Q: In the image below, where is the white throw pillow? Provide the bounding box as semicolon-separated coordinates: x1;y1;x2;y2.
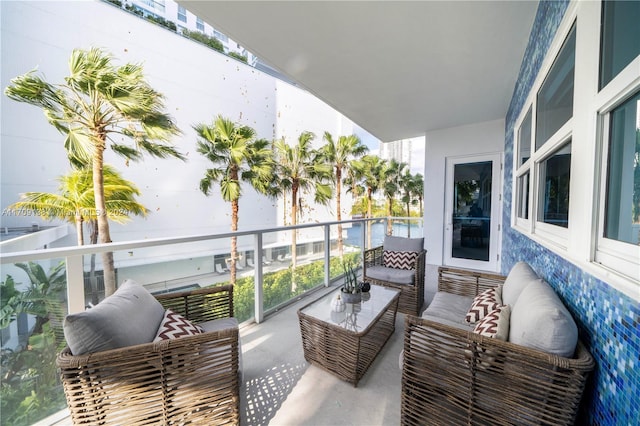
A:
465;287;502;324
154;309;204;341
473;305;510;341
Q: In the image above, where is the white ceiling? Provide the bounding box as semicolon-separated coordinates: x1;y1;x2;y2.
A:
179;1;538;142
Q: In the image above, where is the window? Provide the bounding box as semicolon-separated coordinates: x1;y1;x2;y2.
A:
512;3;640;288
595;1;640;282
536;25;576;150
177;6;186;23
600;0;640;89
140;0;165;13
539;143;571;228
196;17;204;31
513;23;576;240
516;171;530;220
518;108;532;166
603;91;640;245
213;30;228;42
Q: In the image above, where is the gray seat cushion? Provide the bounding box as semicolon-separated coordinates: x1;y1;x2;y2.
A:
199;317;239;333
423;291;474;326
200;317;243;380
63;279;165;355
383;235;424;252
502;261;539;306
421;314;474;331
366;265;415;285
509;279;578;357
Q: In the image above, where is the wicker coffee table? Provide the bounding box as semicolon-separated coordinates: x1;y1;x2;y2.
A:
297;285;400;386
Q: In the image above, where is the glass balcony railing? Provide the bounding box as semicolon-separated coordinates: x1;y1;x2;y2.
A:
0;216;423;425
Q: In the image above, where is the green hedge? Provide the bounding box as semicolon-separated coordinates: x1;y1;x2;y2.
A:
226;252;360;322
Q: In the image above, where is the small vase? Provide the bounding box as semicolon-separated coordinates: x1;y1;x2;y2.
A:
331;294;346;312
359;281;371;292
341;289;362;304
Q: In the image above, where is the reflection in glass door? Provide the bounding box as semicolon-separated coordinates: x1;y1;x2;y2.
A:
444;154;501;271
452;161;492;261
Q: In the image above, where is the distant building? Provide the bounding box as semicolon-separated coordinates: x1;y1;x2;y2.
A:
379;139;412;169
117;0;298;83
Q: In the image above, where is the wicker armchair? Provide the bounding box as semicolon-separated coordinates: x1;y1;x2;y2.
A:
57;284;240;426
401;267;594;426
363;237;426;315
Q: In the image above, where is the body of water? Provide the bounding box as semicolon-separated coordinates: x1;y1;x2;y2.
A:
345;221;423;248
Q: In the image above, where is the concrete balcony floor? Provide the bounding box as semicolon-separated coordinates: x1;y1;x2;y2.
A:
49;285;405;426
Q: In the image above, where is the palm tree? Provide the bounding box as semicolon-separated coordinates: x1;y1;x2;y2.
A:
399;170;424;237
8;165;148;304
8;165;148;246
195;116;275;285
5;47;184;296
0;261;67;424
0;261;66;341
381;159;408;235
320;132;368;257
272;132;332;291
348;155;387;248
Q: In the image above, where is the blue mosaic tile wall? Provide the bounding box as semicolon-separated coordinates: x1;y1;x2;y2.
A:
501;1;640;424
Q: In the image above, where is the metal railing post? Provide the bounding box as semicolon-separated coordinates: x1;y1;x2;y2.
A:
66;254;85;314
324;224;330;287
360;220;367;265
254;233;264;323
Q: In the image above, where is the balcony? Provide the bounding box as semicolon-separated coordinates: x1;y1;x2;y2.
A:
1;217;419;425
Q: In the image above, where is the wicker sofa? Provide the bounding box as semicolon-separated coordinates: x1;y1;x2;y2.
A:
57;280;240;425
401;263;595;426
363;235;426;315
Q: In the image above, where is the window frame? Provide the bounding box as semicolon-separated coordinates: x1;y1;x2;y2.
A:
533;134;572;248
177;5;187;23
594;65;640;281
196;17;205;32
512;2;640;290
512;21;576;249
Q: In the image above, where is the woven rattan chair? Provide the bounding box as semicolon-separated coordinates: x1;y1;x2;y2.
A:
57;284;240;425
401;267;594;426
363;236;426;316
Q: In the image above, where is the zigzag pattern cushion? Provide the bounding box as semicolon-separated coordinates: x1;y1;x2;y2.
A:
473;305;510;341
383;250;418;270
465;287;502;323
154;309;204;341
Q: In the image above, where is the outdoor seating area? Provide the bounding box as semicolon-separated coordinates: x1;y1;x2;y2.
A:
362;235;426;315
401;264;595;425
51;258;595;426
57;281;240;425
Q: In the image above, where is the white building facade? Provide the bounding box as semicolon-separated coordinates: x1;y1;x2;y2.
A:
0;0;363;284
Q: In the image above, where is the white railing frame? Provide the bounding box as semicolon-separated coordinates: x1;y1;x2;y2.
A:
1;217;421;323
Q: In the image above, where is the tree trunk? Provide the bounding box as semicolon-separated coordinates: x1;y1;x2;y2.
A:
387;198;393;236
75;215;84;246
290;183;298;293
93;145;116;296
230;199;238;286
407;201;412;238
336;166;343;258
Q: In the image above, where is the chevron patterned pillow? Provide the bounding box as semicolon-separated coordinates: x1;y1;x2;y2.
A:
473;305;511;341
465;287;502;323
154;309;204;341
383;250;418;270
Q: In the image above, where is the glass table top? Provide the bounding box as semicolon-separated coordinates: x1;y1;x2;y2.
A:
299;285;400;333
